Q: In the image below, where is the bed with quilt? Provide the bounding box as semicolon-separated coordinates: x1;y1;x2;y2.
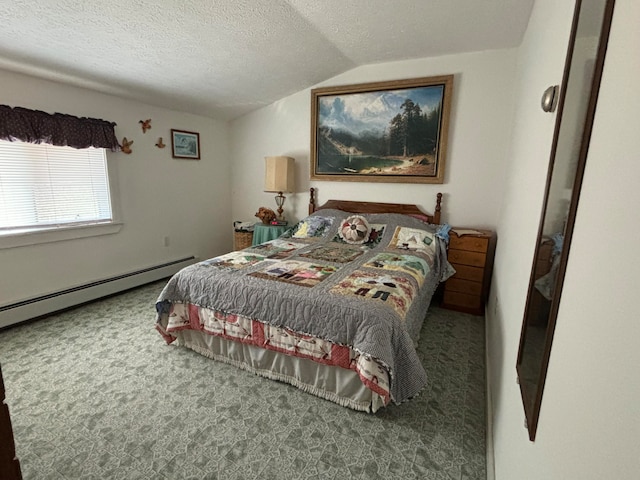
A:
155;191;454;412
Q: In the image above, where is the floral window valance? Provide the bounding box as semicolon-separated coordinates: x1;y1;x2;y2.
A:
0;104;120;151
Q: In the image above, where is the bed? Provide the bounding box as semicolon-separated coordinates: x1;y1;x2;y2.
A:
155;189;454;412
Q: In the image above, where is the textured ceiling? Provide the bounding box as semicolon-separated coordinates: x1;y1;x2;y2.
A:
0;0;534;119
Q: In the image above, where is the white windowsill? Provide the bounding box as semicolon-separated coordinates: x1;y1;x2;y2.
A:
0;222;123;249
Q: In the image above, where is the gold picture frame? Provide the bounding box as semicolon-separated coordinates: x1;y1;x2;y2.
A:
310;75;453;184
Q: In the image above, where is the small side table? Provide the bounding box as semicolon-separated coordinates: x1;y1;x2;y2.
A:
441;228;496;315
252;223;289;246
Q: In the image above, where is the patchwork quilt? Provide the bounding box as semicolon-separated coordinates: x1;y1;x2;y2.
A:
156;209;454;408
249;260;338;287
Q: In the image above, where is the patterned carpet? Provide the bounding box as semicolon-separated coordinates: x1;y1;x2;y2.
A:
0;281;486;480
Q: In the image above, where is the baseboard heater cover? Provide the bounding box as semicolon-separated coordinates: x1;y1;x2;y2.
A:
0;256;196;329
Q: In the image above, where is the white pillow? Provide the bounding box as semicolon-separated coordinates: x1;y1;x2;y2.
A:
389;226;435;252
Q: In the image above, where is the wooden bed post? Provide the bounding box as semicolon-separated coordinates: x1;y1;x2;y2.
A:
434;193;442;225
309;187;316;214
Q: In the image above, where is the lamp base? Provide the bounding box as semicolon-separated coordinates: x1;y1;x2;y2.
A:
275;192;286;221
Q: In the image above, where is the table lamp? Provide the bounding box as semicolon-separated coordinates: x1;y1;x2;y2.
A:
264;156;295;221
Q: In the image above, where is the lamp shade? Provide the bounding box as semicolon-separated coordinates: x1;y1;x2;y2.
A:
264;156;295;193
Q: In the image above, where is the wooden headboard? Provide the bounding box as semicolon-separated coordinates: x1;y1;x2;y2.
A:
308;188;442;225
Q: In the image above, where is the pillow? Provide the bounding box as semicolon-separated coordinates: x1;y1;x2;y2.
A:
291;216;334;239
331;223;386;248
339;215;371;244
408;213;432;224
389;226;436;252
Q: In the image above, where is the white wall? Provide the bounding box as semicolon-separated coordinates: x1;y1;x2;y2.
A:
230;49;518;229
0;69;232;307
489;0;640;478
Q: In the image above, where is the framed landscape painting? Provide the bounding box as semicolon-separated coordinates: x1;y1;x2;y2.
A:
171;129;200;160
310;75;453;184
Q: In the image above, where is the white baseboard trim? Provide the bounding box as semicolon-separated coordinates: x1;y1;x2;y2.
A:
485;308;496;480
0;256;196;329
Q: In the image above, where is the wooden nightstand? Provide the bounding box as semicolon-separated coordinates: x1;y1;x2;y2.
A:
441;228;496;316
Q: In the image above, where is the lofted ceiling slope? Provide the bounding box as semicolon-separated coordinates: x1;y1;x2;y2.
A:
0;0;534;119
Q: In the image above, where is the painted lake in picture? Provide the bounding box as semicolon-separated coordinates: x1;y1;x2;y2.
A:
318;155;403;173
317;151;436;176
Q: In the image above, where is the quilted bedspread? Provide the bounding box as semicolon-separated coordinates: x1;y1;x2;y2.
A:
156;209;454;405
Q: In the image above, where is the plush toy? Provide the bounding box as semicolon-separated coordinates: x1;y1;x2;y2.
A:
255;207;276;224
121;137;134;154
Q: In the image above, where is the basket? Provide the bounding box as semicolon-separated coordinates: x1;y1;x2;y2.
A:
234;230;253;250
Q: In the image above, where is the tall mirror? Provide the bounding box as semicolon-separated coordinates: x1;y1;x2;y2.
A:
516;0;616;441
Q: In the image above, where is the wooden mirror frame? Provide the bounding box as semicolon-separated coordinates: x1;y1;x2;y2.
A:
516;0;616;441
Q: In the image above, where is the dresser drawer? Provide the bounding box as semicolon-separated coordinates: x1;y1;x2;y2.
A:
449;235;489;252
442;291;483;311
534;241;554;277
447;249;486;268
445;278;483;296
450;264;484;282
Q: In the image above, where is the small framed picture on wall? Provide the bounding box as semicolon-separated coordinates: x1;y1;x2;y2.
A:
171;129;200;160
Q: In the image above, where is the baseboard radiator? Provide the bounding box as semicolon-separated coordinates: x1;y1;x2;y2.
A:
0;256;196;330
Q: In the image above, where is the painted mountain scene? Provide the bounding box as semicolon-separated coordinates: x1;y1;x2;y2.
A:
315;83;446;179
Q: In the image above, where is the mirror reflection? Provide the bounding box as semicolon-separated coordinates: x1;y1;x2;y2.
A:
517;0;614;440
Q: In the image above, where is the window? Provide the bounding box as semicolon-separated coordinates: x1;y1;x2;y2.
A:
0;140;113;235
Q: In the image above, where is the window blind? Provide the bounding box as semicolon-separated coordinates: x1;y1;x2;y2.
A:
0;140;112;232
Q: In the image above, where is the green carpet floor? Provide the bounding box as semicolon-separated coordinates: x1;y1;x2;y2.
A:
0;280;486;479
